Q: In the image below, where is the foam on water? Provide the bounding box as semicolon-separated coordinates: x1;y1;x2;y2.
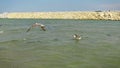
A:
0;30;4;34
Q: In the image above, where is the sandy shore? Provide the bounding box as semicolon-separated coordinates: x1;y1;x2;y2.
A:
1;11;120;20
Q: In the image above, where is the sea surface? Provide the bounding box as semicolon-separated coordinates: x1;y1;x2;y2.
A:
0;19;120;68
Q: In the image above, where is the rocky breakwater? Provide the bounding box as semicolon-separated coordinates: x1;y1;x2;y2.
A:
6;11;120;20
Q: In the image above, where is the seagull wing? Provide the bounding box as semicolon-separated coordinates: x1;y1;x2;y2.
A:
40;26;46;31
38;24;46;31
26;26;32;32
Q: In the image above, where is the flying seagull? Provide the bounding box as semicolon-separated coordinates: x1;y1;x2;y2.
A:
26;23;46;32
73;34;82;40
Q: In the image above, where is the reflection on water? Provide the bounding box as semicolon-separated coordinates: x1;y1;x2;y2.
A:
0;19;120;68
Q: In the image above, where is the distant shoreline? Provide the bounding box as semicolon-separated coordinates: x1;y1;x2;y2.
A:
0;11;120;20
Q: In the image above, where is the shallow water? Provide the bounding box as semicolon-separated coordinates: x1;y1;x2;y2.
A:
0;19;120;68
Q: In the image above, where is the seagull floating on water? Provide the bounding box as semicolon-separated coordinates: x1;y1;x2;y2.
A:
73;34;82;40
26;23;46;32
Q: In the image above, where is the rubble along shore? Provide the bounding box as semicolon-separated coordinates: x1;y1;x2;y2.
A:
1;11;120;20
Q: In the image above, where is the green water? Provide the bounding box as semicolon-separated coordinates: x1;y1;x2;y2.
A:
0;19;120;68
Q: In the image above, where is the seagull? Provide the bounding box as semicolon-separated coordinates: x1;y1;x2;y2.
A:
26;23;46;32
73;34;82;40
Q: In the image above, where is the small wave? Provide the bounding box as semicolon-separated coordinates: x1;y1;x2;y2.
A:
0;39;24;43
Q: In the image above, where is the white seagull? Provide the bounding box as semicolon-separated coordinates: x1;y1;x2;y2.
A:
26;23;46;32
73;34;82;40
